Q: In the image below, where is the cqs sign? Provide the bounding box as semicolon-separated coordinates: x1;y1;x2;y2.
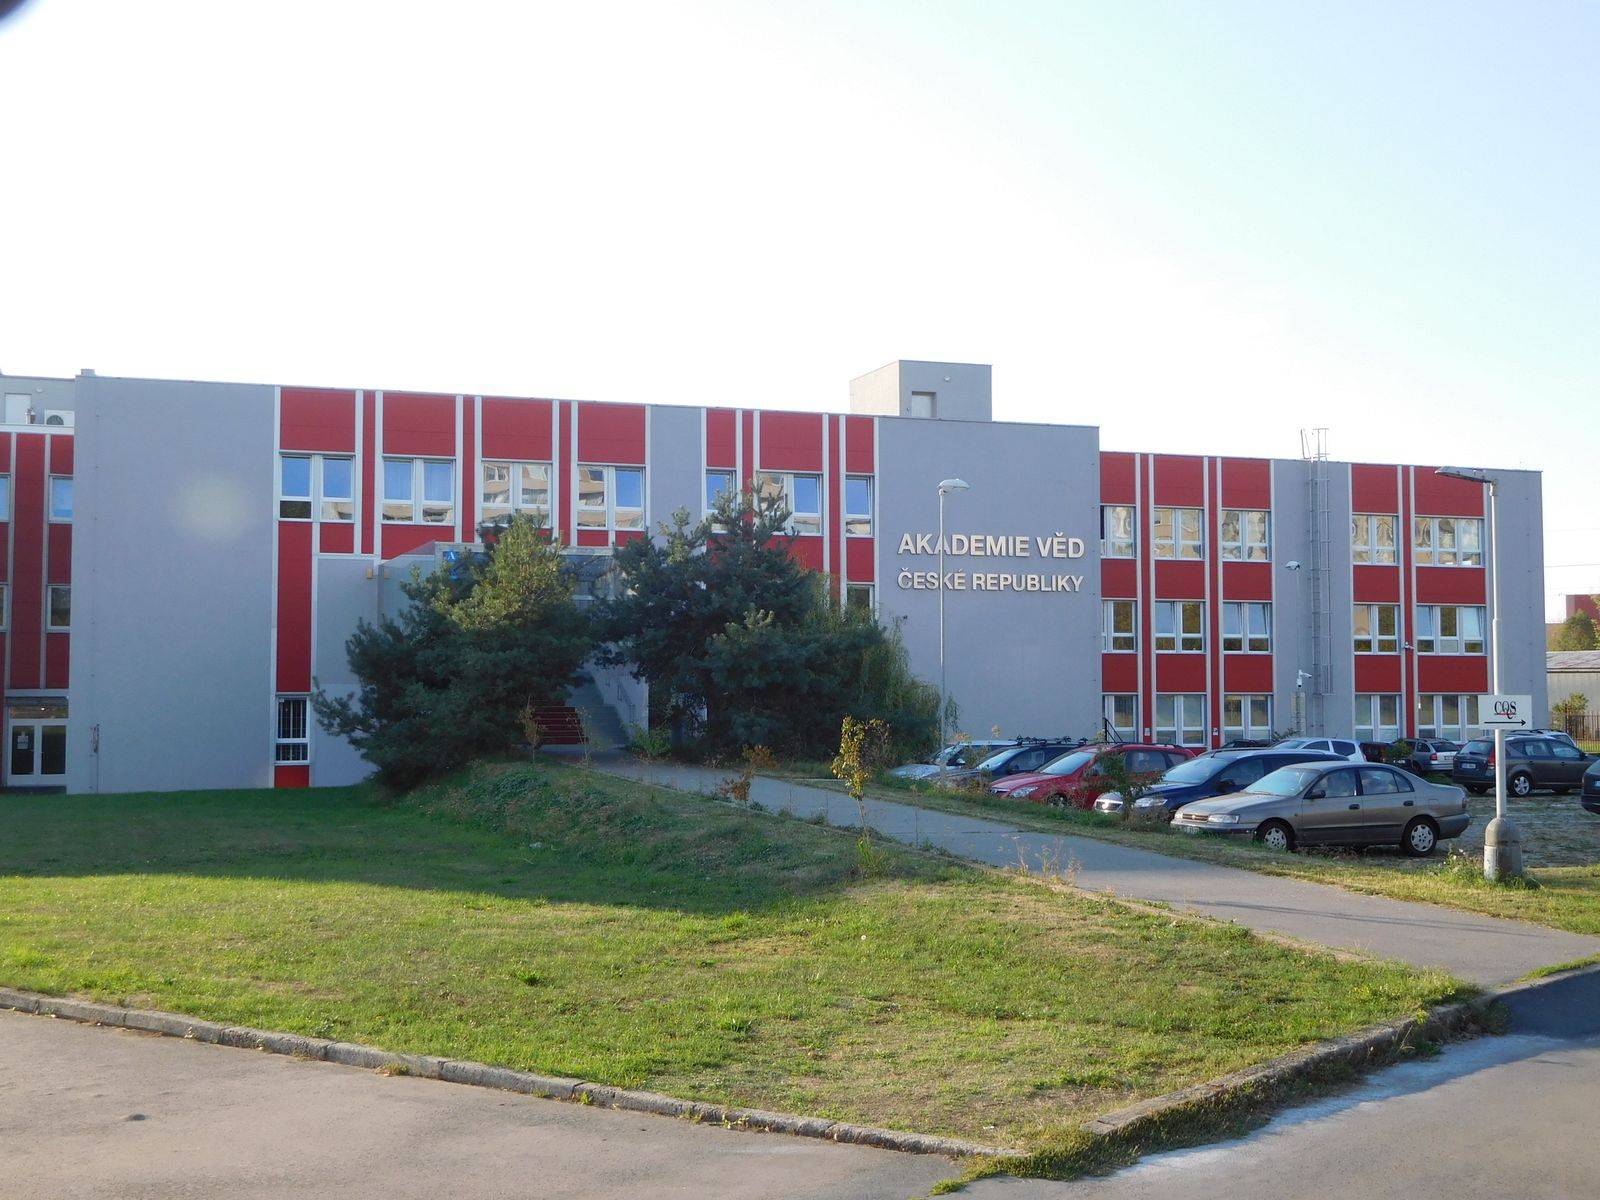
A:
1478;694;1534;728
894;530;1087;594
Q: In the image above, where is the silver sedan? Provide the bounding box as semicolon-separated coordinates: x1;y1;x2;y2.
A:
1171;760;1471;856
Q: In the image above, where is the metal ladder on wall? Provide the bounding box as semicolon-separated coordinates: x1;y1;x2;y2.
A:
1301;428;1332;735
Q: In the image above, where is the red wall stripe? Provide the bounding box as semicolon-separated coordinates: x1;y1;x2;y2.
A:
319;523;355;554
1353;564;1401;603
845;416;874;474
846;538;875;583
1099;451;1136;504
1355;656;1405;693
576;402;646;465
741;411;756;487
48;437;73;475
1154;560;1206;598
44;633;69;691
1221;561;1272;601
1152;455;1205;506
1222;654;1273;692
1417;657;1489;693
1415;567;1487;605
274;522;314;694
46;525;70;585
1208;458;1223;748
360;393;376;556
274;765;311;789
1102;653;1138;692
705;409;737;469
281;388;357;453
481;397;554;462
1401;467;1417;736
1351;463;1400;514
558;402;574;541
1139;456;1154;737
460;397;476;542
1413;468;1485;516
1218;458;1271;510
1101;558;1137;598
827;415;843;597
759;412;824;472
382;392;455;457
1156;654;1208;692
8;434;45;690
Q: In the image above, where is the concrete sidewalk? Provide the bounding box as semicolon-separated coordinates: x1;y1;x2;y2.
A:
596;757;1600;987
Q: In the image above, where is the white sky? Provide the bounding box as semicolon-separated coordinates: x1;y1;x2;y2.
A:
2;0;1595;616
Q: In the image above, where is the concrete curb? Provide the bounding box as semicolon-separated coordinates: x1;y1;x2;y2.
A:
0;986;1012;1159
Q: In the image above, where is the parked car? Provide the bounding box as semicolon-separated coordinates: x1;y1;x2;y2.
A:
1171;760;1471;855
887;739;1015;781
937;739;1083;788
1525;728;1580;749
1271;736;1366;764
1093;748;1346;817
1583;758;1600;815
1451;735;1597;796
990;743;1193;808
1397;738;1461;775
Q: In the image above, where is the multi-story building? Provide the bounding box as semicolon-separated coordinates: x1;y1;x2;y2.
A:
0;361;1548;794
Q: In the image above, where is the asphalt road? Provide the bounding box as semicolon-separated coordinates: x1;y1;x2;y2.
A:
0;1009;957;1200
968;969;1600;1199
598;757;1600;986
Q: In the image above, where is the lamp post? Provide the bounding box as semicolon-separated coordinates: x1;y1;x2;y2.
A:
936;478;970;754
1436;466;1522;879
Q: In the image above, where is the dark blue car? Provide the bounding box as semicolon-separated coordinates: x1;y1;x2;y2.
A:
1093;748;1348;817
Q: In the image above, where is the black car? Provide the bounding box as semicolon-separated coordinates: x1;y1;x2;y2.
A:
936;739;1083;787
1451;735;1597;797
1094;748;1347;817
1583;759;1600;814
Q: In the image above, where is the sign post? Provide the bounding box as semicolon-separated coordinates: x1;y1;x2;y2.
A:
1477;692;1532;879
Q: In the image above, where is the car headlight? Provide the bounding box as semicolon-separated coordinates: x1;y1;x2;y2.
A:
1207;814;1242;825
1133;795;1162;808
1012;786;1036;798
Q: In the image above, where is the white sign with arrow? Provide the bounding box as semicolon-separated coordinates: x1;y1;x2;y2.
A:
1478;694;1534;728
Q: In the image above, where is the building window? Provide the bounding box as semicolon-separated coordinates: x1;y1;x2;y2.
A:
1155;694;1206;747
1102;599;1136;652
275;695;310;764
577;464;645;531
704;469;735;514
1417;693;1480;741
1223;695;1272;743
0;582;8;630
0;473;9;522
845;476;873;536
1355;694;1401;742
1352;603;1399;654
755;471;822;535
1351;513;1398;565
1100;505;1136;558
1221;510;1270;561
1221;601;1271;653
278;454;354;523
48;476;73;523
381;458;455;525
1153;600;1204;652
47;585;70;630
482;461;551;526
1103;694;1137;739
1153;507;1203;560
1414;516;1484;567
320;457;354;522
279;454;312;519
1416;605;1486;655
846;583;875;611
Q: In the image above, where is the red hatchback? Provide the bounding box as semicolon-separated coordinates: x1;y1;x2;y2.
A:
990;743;1195;808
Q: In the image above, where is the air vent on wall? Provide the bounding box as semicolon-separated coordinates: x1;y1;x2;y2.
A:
44;410;74;427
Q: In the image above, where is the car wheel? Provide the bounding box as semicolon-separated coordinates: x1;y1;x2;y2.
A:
1467;785;1489;795
1401;816;1439;857
1255;820;1295;853
1509;772;1534;798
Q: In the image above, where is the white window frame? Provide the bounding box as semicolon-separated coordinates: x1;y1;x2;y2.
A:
1102;693;1137;739
576;463;646;532
1100;504;1136;558
1352;603;1400;654
46;584;70;631
845;582;875;612
274;694;311;765
1351;513;1398;565
703;469;736;517
48;475;73;524
1155;693;1206;747
481;460;552;527
1355;693;1401;742
1153;507;1204;560
1221;601;1271;653
755;471;822;536
1220;509;1270;562
1417;693;1480;741
1414;515;1484;567
382;457;455;526
1153;600;1204;653
844;475;873;537
1222;694;1272;742
1102;599;1136;653
1415;605;1487;655
278;453;355;523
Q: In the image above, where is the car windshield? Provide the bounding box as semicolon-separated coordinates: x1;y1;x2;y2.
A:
1159;757;1221;784
1039;750;1094;776
1463;739;1493;756
1251;765;1325;796
973;749;1020;772
1272;738;1310;749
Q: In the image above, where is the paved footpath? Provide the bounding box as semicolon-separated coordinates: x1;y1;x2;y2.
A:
597;757;1600;987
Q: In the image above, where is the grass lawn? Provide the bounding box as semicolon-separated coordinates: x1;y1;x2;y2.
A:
0;761;1462;1161
784;768;1600;937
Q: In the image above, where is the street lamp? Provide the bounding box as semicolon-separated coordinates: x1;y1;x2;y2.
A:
1436;466;1522;879
937;478;970;754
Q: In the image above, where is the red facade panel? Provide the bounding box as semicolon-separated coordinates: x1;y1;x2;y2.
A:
320;524;355;554
8;434;45;690
48;437;72;475
1413;468;1485;516
1155;654;1207;692
274;765;311;789
577;402;646;465
758;412;823;472
705;409;737;469
281;388;357;453
1219;458;1271;509
44;633;69;690
1354;656;1404;693
360;394;376;556
381;524;444;559
845;416;874;474
789;537;826;571
1221;561;1272;600
1417;656;1488;694
827;416;843;595
1152;455;1205;507
1154;560;1206;598
846;538;875;583
1350;463;1400;514
1353;565;1401;603
1102;654;1138;692
0;524;8;582
1223;655;1273;692
46;525;70;585
741;411;756;488
382;392;455;457
1101;558;1137;598
1415;567;1487;606
460;397;475;542
558;402;573;540
274;522;314;694
480;397;554;463
1099;452;1136;504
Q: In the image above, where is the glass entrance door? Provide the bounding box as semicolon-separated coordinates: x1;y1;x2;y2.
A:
6;700;67;785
